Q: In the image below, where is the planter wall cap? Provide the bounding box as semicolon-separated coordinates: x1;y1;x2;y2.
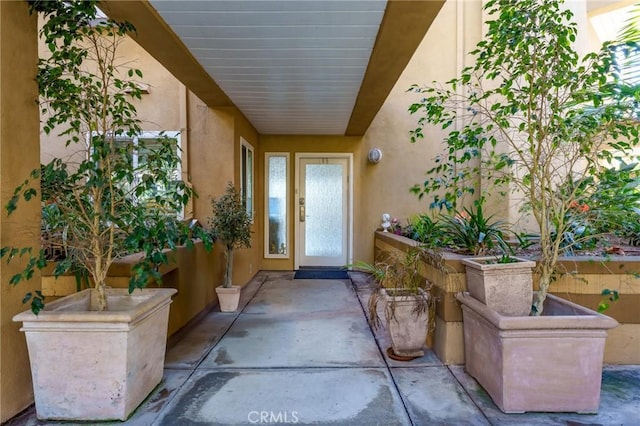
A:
461;256;536;271
13;288;177;325
456;292;619;330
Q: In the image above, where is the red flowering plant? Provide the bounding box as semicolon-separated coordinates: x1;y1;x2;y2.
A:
553;198;597;255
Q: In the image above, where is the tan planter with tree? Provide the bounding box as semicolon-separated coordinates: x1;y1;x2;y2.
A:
14;288;176;421
2;3;210;420
457;292;617;413
409;0;637;413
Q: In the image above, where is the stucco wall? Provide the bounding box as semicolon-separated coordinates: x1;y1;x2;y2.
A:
186;98;263;290
39;36;182;164
232;108;262;285
357;0;485;263
0;3;40;422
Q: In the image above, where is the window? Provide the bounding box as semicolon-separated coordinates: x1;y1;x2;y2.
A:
265;153;289;258
241;138;254;219
590;4;640;116
111;131;185;218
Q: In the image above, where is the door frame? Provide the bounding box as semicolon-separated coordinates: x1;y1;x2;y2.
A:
294;153;353;270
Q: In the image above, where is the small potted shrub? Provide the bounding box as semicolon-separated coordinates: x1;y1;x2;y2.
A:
208;183;252;312
440;199;537;316
355;248;435;360
461;254;536;316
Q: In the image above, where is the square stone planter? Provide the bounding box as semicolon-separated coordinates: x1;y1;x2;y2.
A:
13;287;177;421
462;256;536;316
456;292;618;413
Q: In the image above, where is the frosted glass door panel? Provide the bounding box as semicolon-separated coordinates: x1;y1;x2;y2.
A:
267;155;287;256
304;164;343;257
298;157;349;267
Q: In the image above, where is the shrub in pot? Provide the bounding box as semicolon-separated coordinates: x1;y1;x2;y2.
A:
1;2;210;420
408;0;638;412
355;248;435;360
208;182;252;312
461;255;536;317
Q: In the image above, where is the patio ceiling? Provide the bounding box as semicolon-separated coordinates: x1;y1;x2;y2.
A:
101;1;445;136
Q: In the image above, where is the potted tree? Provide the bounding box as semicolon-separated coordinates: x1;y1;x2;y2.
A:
208;182;252;312
1;2;210;420
408;0;637;413
355;248;435;360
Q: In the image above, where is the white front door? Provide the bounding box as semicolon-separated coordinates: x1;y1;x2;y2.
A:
296;155;351;268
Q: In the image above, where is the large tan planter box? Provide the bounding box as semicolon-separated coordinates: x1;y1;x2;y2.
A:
13;288;177;421
457;292;618;413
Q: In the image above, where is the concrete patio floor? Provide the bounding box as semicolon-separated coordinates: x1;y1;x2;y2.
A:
6;271;640;425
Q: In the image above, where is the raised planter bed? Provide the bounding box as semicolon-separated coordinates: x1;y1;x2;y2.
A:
40;240;217;336
374;231;640;364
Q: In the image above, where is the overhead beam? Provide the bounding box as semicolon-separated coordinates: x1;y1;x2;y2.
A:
100;0;234;107
345;0;445;136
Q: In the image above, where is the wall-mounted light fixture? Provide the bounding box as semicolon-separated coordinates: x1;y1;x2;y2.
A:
368;148;383;164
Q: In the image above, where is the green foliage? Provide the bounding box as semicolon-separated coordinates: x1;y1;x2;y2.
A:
482;254;520;264
598;288;620;312
1;1;209;313
618;2;640;43
354;248;434;331
439;199;512;256
208;183;252;287
574;161;640;240
405;214;448;248
495;254;518;264
408;0;640;314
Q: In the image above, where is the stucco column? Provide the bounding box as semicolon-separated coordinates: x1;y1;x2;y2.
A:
0;1;40;421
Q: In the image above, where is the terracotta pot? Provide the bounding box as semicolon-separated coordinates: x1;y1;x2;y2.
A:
216;285;241;312
13;288;176;421
462;256;536;316
382;288;429;358
456;292;618;413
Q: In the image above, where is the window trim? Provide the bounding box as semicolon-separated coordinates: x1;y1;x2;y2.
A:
240;138;255;220
264;152;290;259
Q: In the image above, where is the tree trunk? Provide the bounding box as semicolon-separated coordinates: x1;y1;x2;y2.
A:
224;246;234;288
533;263;552;316
95;282;108;311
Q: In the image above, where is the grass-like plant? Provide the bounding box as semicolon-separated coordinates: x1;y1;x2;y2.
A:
439;199;512;256
355;248;435;331
406;214;448;249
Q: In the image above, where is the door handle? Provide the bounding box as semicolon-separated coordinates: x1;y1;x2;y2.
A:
300;205;305;222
